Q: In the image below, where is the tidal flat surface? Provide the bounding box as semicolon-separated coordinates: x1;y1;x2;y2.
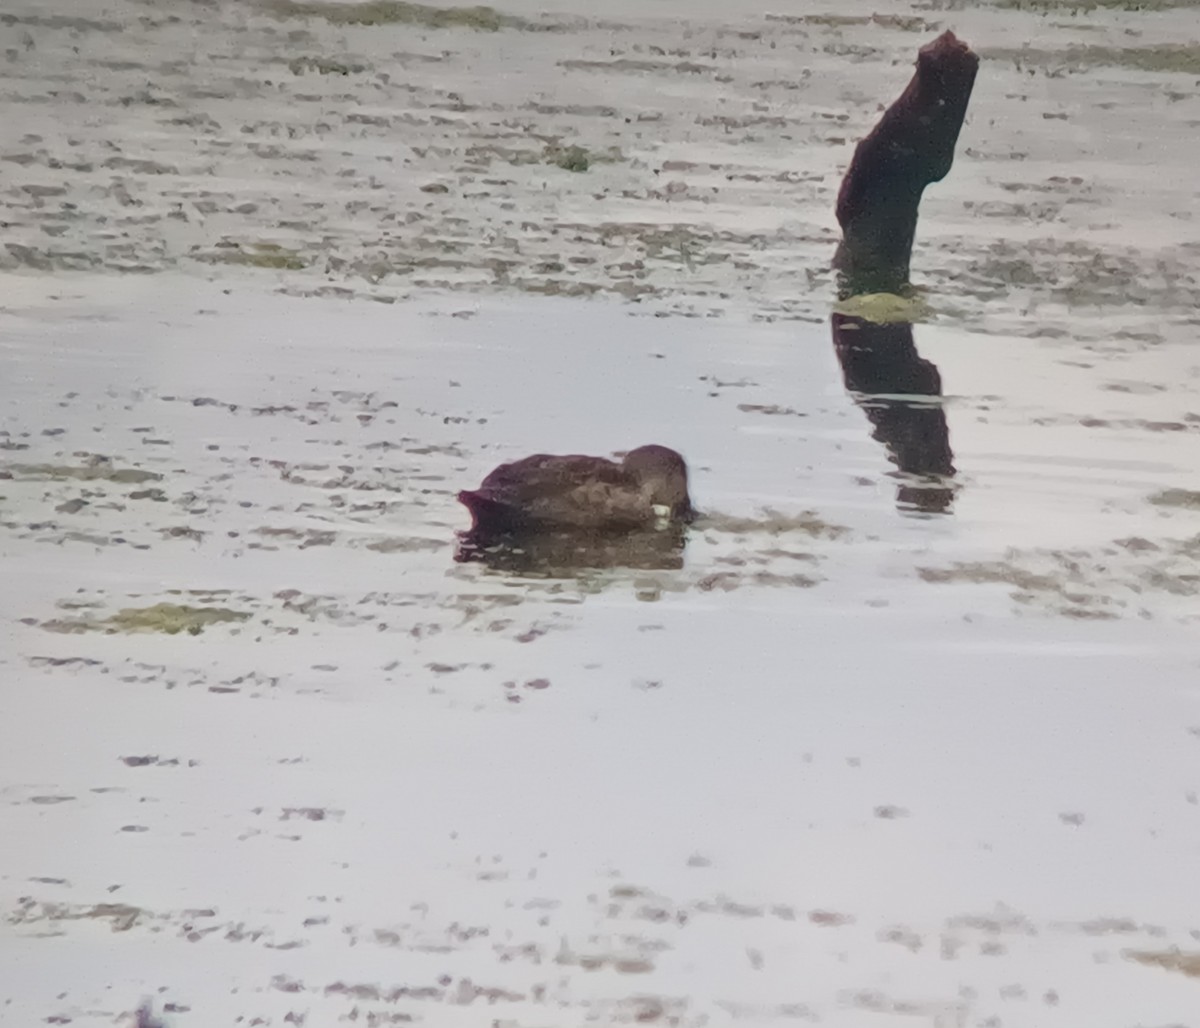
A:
2;0;1200;1025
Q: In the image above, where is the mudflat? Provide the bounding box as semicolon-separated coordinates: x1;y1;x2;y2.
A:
2;1;1200;1025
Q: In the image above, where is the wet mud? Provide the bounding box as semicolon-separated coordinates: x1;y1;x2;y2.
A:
3;0;1200;1026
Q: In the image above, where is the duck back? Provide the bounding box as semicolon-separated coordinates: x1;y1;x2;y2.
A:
458;453;652;534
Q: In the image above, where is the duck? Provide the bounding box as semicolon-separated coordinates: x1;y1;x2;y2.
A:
457;444;695;538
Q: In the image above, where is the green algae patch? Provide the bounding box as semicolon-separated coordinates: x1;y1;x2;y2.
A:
41;603;250;636
196;243;311;271
107;603;250;634
288;55;368;75
549;145;591;172
265;0;529;31
3;462;161;484
833;292;933;324
465;142;618;173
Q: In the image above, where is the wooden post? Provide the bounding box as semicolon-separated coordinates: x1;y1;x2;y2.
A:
834;31;979;298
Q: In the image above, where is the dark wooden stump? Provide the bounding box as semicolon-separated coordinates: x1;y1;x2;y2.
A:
834;31;979;298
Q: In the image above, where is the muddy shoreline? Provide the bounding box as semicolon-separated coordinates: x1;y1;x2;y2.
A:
4;1;1200;1026
4;0;1200;335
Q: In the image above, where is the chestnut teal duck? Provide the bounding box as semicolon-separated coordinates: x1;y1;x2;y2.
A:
457;444;695;537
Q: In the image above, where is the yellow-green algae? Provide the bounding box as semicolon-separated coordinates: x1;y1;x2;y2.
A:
832;292;933;324
42;603;250;635
3;462;161;484
550;145;591;172
195;242;311;271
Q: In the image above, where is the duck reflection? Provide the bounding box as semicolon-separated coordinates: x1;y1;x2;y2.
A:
831;312;956;514
455;525;687;576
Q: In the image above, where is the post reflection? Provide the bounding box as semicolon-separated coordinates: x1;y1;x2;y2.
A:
830;312;957;514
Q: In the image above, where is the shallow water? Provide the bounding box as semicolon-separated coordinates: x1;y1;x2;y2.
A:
3;0;1200;1025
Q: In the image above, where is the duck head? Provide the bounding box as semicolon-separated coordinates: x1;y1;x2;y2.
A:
621;445;696;522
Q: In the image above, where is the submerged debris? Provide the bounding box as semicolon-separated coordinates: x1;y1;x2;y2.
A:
699;510;849;540
136;1001;168;1028
1124;948;1200;979
264;0;531;31
1149;489;1200;511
